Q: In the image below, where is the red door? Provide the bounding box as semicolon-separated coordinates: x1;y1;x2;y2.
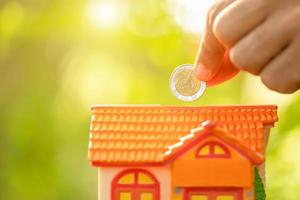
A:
184;188;243;200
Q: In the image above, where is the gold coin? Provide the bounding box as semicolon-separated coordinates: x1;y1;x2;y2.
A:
170;64;206;101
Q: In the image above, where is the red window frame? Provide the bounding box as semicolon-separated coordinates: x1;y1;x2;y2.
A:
195;142;231;158
184;188;243;200
111;169;160;200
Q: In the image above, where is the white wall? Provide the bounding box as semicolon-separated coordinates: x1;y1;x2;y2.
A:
98;166;171;200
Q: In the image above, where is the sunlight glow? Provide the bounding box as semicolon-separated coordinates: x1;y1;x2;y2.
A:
86;2;120;28
167;0;215;33
60;51;131;105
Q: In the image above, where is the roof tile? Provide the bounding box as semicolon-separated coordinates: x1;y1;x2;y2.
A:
88;105;278;165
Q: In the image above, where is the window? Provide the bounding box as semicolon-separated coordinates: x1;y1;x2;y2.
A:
185;189;240;200
112;169;160;200
196;142;230;158
191;195;208;200
216;196;234;200
118;173;134;184
140;192;153;200
120;192;132;200
138;172;155;184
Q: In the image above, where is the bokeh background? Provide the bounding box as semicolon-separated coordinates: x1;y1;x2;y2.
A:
0;0;299;199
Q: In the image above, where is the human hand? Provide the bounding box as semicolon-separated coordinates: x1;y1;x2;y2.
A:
195;0;300;93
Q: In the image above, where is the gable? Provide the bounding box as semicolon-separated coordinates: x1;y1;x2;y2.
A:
172;135;254;187
175;135;250;162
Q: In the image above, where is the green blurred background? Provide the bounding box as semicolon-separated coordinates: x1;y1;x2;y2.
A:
0;0;299;199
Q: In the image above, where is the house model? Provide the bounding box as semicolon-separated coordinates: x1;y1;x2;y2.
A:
88;105;278;200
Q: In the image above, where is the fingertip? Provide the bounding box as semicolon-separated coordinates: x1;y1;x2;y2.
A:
229;48;240;69
194;39;225;82
195;63;215;81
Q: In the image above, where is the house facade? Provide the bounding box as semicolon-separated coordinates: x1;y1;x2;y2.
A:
88;105;278;200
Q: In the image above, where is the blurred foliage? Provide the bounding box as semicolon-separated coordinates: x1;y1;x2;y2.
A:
254;168;265;200
0;0;299;200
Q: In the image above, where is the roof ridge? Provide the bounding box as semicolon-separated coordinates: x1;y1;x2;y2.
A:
164;126;204;156
91;104;277;108
213;131;265;165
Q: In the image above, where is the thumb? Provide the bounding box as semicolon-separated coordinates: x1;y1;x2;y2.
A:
194;0;234;81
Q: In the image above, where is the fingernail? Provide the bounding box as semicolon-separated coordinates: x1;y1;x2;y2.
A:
195;63;212;81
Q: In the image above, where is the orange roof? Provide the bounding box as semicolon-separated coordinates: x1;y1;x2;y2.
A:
88;105;278;166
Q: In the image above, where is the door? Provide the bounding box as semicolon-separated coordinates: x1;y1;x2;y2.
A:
185;188;242;200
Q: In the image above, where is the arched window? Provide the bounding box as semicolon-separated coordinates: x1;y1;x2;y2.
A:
196;142;230;158
111;169;160;200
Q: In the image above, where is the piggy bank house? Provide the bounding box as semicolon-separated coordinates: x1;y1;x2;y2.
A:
88;105;278;200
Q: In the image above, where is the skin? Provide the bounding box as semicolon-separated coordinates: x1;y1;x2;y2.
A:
195;0;300;94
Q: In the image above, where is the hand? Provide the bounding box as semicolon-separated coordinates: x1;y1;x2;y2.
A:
195;0;300;93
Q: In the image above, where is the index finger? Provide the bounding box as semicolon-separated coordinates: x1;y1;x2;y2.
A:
194;0;235;81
